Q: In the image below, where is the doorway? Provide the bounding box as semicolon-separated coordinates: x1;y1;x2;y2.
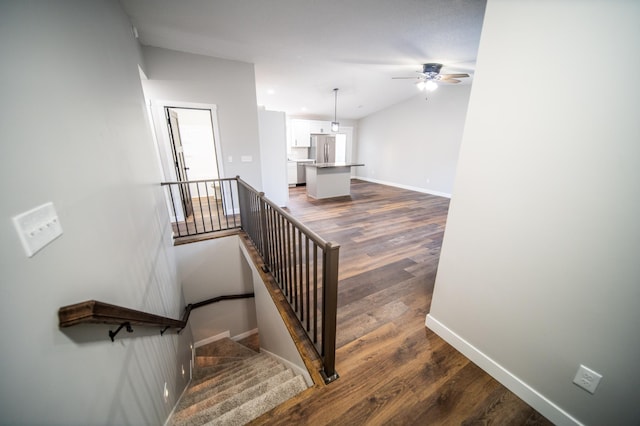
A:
150;101;224;222
165;107;221;185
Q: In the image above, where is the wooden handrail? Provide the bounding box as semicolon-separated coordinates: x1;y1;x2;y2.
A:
189;293;255;310
58;300;186;328
58;293;254;341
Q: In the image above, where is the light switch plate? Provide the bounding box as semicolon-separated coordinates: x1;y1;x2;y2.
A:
12;202;63;257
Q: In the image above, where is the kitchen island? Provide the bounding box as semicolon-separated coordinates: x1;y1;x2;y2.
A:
305;162;364;199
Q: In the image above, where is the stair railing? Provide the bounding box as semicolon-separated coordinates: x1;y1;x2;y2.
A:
161;177;241;238
58;293;254;341
88;176;340;383
236;177;340;384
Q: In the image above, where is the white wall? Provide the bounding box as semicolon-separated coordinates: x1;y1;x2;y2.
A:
238;242;311;384
427;1;640;425
356;85;471;196
177;235;311;383
174;236;257;342
258;109;288;207
141;46;263;190
0;1;192;424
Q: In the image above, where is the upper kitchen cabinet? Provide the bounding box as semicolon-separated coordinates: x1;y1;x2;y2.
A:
291;119;311;147
309;120;332;134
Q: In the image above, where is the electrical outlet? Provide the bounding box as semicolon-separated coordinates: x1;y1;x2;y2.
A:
573;364;602;394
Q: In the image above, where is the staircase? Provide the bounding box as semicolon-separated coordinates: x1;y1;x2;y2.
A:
169;337;308;426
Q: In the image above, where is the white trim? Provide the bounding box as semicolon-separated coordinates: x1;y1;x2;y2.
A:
153;100;223;171
425;314;582;426
231;328;259;342
355;176;452;198
260;348;313;388
149;99;225;180
193;330;230;348
150;99;233;222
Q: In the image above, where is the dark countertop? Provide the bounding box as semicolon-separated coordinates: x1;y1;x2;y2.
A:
305;162;365;168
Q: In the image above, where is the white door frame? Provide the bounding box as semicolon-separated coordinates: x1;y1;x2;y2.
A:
149;99;224;183
149;100;225;221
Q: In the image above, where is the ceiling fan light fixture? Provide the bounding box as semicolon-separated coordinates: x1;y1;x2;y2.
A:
425;80;438;91
416;81;426;91
332;88;339;132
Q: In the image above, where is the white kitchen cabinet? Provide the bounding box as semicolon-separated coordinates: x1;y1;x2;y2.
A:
291;119;311;147
287;162;297;185
309;120;332;135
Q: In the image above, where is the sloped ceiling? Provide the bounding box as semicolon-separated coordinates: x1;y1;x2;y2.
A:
120;0;486;120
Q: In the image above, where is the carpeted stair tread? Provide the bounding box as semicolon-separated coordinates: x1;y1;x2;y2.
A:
189;356;276;392
192;353;270;381
171;369;297;426
176;361;286;413
191;355;276;387
195;338;258;359
196;355;265;368
205;374;308;426
170;337;309;426
191;358;252;382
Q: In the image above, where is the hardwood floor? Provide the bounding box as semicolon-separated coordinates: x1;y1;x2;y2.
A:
251;180;552;425
170;196;241;236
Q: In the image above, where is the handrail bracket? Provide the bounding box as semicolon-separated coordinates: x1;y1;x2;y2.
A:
109;322;133;342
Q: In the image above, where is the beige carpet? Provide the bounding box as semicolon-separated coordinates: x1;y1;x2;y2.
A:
169;338;307;426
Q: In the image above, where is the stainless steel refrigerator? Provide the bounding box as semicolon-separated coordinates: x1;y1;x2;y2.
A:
310;134;336;163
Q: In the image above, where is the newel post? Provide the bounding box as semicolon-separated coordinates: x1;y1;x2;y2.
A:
321;241;340;383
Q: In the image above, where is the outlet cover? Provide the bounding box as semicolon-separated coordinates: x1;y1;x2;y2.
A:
13;202;63;257
573;364;602;394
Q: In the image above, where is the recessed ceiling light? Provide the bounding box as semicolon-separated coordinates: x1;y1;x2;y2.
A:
301;107;307;111
267;89;275;95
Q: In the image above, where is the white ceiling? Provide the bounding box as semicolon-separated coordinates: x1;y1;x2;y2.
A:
120;0;486;120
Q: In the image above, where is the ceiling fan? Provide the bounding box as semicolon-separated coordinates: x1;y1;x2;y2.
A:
393;63;469;91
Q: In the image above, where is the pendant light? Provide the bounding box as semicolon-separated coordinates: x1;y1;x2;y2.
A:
331;88;339;132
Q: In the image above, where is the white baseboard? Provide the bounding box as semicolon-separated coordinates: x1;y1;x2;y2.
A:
194;331;230;348
231;328;259;342
425;314;582;426
260;348;313;388
354;176;451;198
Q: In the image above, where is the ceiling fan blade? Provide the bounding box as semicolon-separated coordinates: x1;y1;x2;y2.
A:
441;78;462;84
440;73;470;79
